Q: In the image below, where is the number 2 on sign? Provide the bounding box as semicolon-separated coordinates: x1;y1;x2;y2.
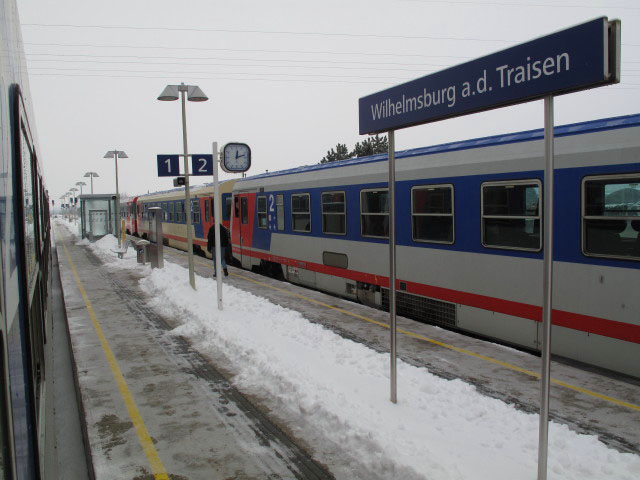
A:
198;158;207;173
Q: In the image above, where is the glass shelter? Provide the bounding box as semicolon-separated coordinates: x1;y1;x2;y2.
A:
78;194;117;241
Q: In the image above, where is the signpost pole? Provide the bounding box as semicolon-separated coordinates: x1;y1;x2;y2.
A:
212;142;223;311
537;95;554;480
180;91;196;290
114;151;121;247
388;130;397;404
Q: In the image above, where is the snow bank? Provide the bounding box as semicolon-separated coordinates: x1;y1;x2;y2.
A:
80;234;640;479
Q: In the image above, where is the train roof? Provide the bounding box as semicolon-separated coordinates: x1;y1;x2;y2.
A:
135;178;237;201
239;113;640;183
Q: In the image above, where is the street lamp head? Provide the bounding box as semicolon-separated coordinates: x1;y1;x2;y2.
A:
158;84;179;101
70;188;78;192
76;181;86;186
104;150;127;159
187;85;208;102
84;171;99;177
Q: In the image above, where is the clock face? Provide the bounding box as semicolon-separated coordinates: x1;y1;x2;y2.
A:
222;143;251;173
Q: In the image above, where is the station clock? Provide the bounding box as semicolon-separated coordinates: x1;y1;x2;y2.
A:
221;143;251;173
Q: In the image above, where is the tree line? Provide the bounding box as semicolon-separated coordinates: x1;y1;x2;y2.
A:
320;134;388;164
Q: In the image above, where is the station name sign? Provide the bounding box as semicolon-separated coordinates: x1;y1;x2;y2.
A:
359;17;620;134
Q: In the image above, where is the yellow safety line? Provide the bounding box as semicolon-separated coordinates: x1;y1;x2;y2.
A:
61;240;170;480
186;254;640;412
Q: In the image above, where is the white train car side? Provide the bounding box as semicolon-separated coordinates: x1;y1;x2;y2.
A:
230;114;640;378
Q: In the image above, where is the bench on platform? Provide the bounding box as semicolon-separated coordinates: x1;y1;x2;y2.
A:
111;239;131;259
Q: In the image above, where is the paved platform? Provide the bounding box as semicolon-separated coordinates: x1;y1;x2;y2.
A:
162;246;640;456
55;225;334;480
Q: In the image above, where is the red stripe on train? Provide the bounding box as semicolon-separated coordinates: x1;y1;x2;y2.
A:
233;244;640;345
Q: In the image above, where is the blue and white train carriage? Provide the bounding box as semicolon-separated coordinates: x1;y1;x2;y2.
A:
231;114;640;378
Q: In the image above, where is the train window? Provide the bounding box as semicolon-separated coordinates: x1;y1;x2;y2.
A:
192;199;201;224
167;202;174;222
176;201;184;222
361;189;389;238
204;199;210;222
20;127;37;284
291;193;311;232
482;180;541;251
224;196;232;220
412;185;454;244
322;191;346;235
241;197;248;224
276;194;285;231
257;196;267;229
582;174;640;260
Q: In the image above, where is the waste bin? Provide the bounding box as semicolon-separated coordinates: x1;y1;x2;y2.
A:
136;239;150;264
148;207;164;269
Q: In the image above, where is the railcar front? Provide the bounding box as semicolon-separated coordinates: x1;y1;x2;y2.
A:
231;114;640;378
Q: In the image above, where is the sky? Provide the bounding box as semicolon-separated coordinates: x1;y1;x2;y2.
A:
16;0;640;203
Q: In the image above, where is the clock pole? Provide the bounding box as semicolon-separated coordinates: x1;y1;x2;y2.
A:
212;141;223;310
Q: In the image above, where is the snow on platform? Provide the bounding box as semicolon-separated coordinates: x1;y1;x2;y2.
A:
55;221;332;480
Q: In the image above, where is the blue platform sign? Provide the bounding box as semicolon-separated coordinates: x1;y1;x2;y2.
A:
359;17;619;134
191;154;214;176
157;154;180;177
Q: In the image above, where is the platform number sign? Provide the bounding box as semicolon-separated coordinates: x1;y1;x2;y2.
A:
157;155;180;177
191;154;214;176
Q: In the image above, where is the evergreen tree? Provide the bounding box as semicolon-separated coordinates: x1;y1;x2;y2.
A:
319;135;388;164
320;143;352;163
352;134;388;158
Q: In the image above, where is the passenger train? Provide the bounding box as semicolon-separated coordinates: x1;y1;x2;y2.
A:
230;114;640;379
121;179;236;259
1;0;53;477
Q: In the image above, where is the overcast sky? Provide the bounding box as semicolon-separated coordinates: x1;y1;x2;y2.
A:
16;0;640;202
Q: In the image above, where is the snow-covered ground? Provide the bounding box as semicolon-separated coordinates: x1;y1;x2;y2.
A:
71;229;640;480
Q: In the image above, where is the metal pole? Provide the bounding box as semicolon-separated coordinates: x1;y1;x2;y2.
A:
90;174;94;194
537;95;554;480
212;142;223;310
115;151;121;247
388;130;397;404
181;88;196;290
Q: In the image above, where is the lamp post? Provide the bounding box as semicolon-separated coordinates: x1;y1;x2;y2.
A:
103;150;128;247
69;187;79;222
65;192;72;219
76;181;86;195
84;171;99;194
158;83;208;290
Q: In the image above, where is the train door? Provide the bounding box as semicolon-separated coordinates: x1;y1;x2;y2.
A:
233;193;252;269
